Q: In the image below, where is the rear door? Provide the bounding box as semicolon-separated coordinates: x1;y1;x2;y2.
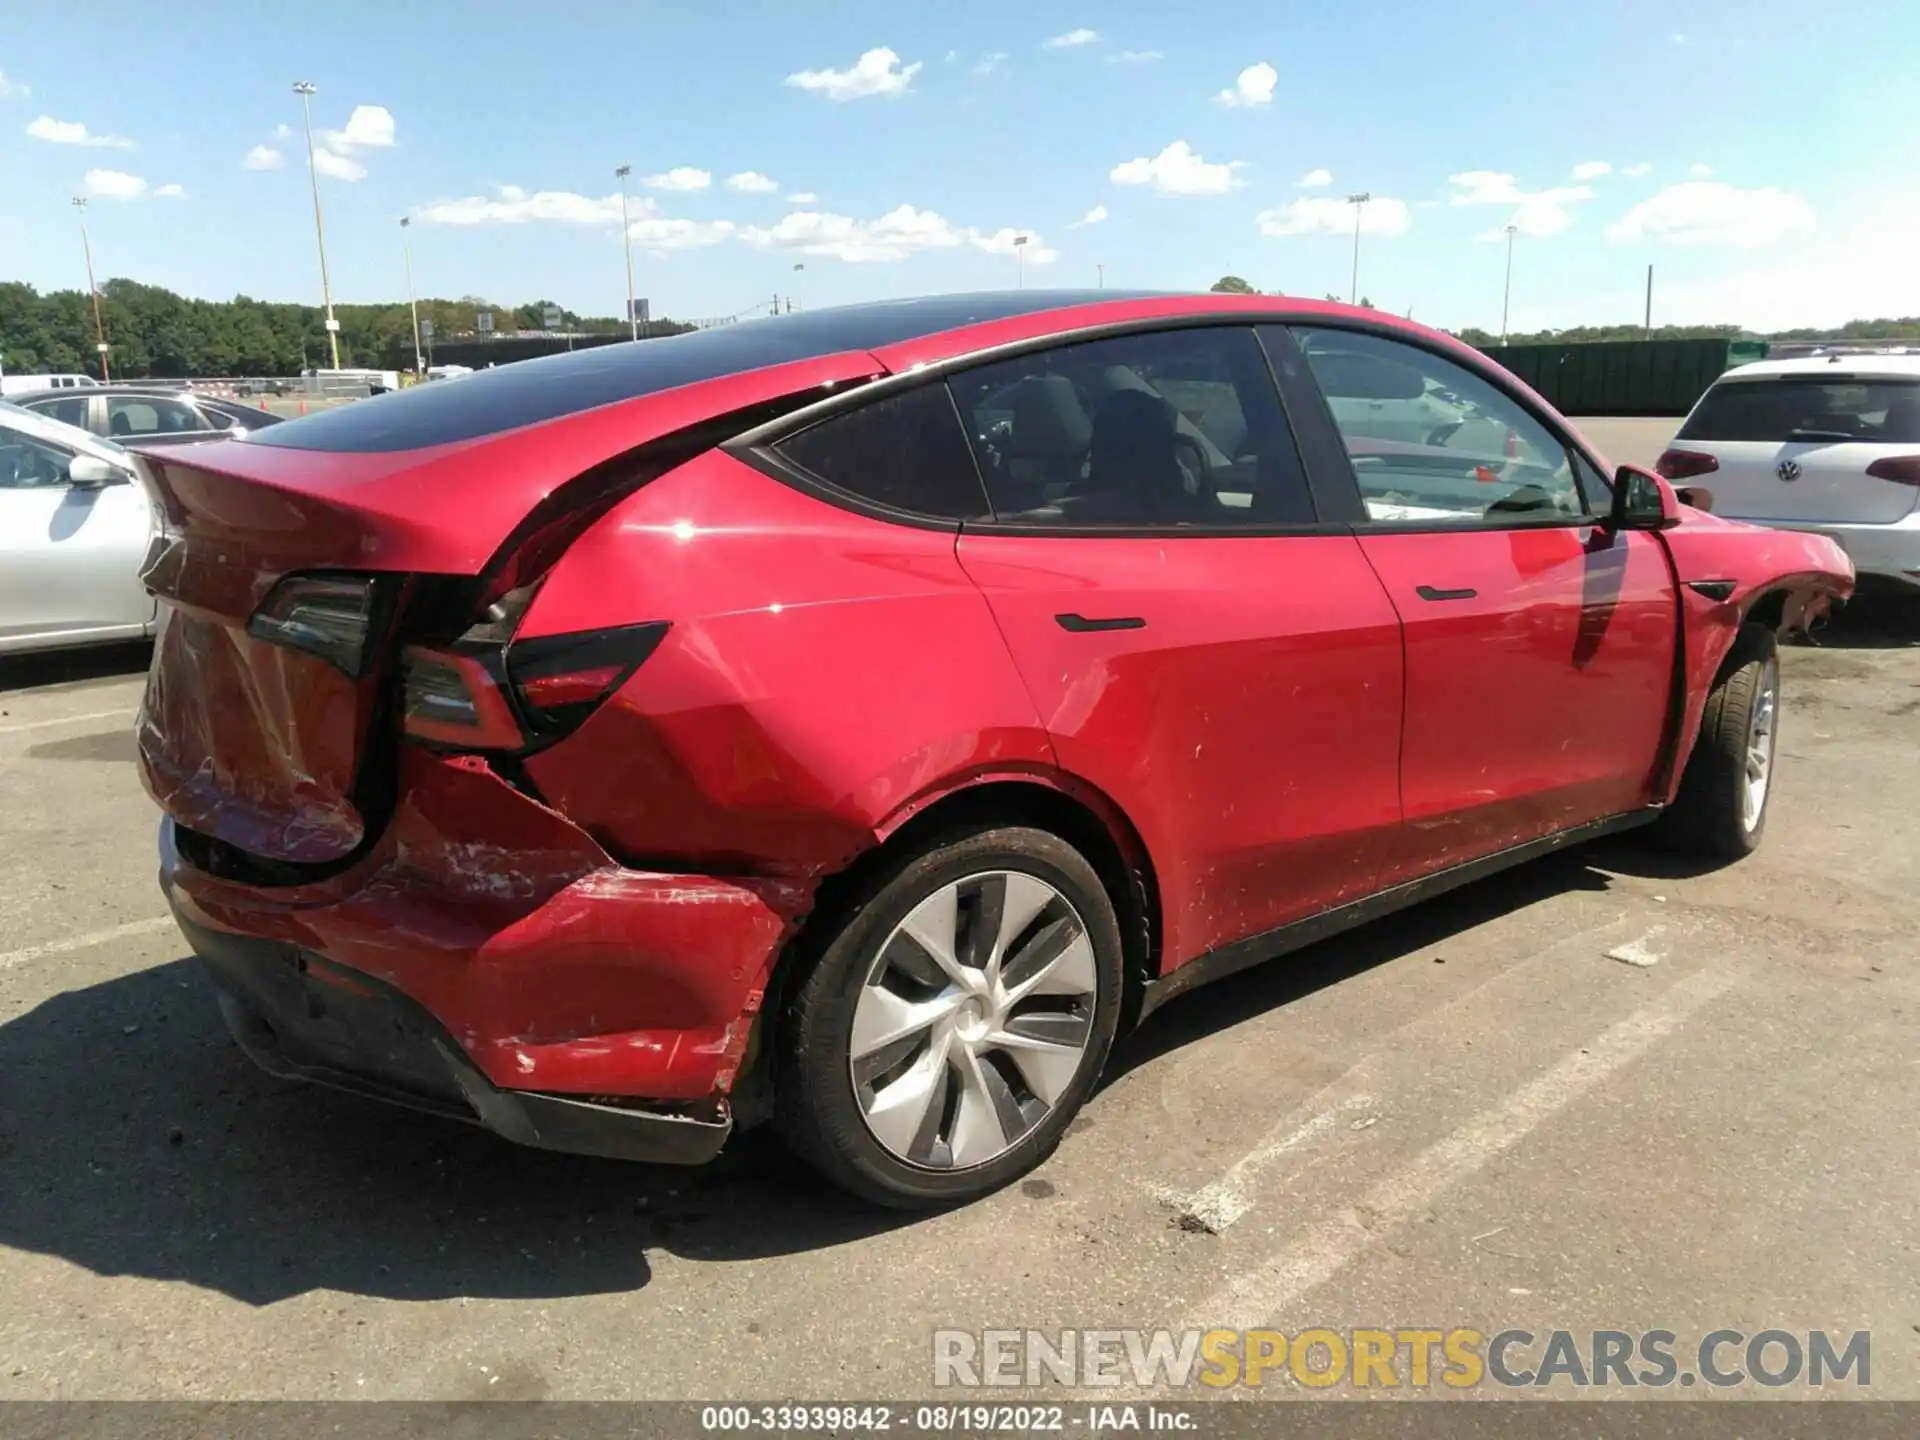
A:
1283;324;1678;885
1669;373;1920;524
0;420;154;647
946;325;1405;968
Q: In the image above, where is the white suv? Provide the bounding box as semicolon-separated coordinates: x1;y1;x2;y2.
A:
1660;354;1920;590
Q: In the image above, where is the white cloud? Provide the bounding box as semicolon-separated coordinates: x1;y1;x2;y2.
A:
27;115;134;149
324;104;395;152
1571;160;1612;181
742;203;963;262
1624;162;1653;177
786;191;818;204
1043;28;1099;48
82;168;148;199
241;144;284;171
1216;62;1277;108
0;71;28;101
1256;195;1411;238
273;122;292;140
1690;163;1713;178
155;183;185;198
417;185;634;226
970;227;1058;264
645;166;712;192
726;171;779;193
1607;180;1815;248
311;147;366;182
1448;170;1597;237
1108;50;1162;64
785;47;921;101
971;51;1010;76
1297;167;1333;188
1073;204;1108;227
628;217;737;253
1110;140;1246;197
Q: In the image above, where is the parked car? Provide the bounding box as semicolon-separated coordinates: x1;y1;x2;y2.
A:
12;384;283;448
1658;354;1920;591
0;400;159;655
0;372;99;398
136;292;1852;1207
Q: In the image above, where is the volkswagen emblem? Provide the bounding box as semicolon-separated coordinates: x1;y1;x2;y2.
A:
1777;459;1803;482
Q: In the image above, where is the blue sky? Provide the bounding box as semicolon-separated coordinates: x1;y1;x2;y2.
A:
4;0;1917;333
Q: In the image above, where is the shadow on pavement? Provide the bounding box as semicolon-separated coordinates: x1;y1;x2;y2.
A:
0;641;152;695
1809;590;1920;650
0;847;1641;1306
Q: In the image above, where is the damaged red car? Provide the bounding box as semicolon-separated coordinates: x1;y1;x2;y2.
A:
135;293;1853;1207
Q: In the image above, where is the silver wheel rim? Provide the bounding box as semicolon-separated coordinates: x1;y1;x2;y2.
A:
1743;659;1779;832
849;870;1099;1171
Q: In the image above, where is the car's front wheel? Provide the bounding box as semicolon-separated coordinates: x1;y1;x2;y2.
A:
1654;622;1780;858
777;824;1124;1208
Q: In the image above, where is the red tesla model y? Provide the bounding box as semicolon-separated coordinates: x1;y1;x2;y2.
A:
134;292;1852;1206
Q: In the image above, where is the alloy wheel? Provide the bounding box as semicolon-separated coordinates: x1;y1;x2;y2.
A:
848;870;1100;1170
1743;658;1779;832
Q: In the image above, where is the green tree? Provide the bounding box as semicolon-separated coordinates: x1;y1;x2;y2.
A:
1210;275;1256;294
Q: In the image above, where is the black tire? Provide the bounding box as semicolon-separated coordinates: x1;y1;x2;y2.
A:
1652;623;1780;858
776;824;1124;1209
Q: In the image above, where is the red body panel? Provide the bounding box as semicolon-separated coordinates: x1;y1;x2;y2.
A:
138;294;1856;1129
1354;524;1678;881
954;532;1404;967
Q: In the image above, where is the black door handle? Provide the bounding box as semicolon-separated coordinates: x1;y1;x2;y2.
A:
1055;613;1147;633
1415;585;1477;602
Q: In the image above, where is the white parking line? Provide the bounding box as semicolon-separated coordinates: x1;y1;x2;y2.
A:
1177;965;1738;1335
0;916;177;972
0;707;137;737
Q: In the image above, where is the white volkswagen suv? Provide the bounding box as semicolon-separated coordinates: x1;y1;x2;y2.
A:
1658;354;1920;591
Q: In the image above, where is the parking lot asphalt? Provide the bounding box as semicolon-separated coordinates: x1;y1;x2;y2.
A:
2;424;1915;1401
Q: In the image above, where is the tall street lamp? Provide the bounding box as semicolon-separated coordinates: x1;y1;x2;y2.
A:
293;80;341;370
792;261;804;311
1500;223;1518;344
1346;192;1370;305
615;164;638;340
1014;234;1029;290
71;196;110;381
400;216;424;375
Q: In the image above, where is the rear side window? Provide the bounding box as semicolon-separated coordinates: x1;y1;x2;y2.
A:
1680;378;1920;443
773;383;991;521
28;396;89;428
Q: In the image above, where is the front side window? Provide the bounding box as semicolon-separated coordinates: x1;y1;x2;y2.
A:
772;382;991;521
106;396;207;438
1679;378;1920;443
1293;327;1587;526
0;428;79;489
948;326;1314;528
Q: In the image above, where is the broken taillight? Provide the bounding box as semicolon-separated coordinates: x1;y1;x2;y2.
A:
401;622;668;752
1655;449;1720;481
1865;456;1920;486
247;574;381;675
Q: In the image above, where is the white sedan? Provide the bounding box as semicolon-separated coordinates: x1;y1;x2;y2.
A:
0;400;160;655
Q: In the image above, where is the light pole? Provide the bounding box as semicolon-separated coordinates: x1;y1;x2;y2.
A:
1097;262;1104;290
293;81;341;370
1346;192;1370;305
400;216;423;376
1014;234;1029;289
615;164;638;340
1500;223;1518;344
71;196;110;380
792;262;804;311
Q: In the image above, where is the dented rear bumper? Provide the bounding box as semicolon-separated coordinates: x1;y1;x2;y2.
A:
158;750;817;1159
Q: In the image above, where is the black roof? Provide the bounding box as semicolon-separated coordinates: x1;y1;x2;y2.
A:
250;290;1168;454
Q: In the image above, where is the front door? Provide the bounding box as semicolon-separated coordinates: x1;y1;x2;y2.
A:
1286;325;1678;885
947;324;1406;969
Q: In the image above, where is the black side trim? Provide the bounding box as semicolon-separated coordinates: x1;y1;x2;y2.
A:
1137;809;1660;1022
1415;585;1478;602
1686;579;1738;602
1055;613;1146;632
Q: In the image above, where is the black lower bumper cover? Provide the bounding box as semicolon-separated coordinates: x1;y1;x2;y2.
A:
174;909;732;1166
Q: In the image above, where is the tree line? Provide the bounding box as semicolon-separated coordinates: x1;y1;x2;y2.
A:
0;279;691;379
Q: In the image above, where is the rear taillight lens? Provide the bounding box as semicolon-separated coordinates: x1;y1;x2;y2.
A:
247;574;379;675
1656;449;1720;481
401;622;668;751
1866;456;1920;486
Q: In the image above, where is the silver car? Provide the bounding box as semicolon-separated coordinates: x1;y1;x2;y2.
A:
0;401;159;655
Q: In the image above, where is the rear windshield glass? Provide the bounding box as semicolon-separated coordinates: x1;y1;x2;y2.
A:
1680;378;1920;443
248;291;1153;454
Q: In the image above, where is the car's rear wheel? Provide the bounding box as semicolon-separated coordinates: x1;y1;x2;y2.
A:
776;825;1124;1209
1653;623;1779;858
